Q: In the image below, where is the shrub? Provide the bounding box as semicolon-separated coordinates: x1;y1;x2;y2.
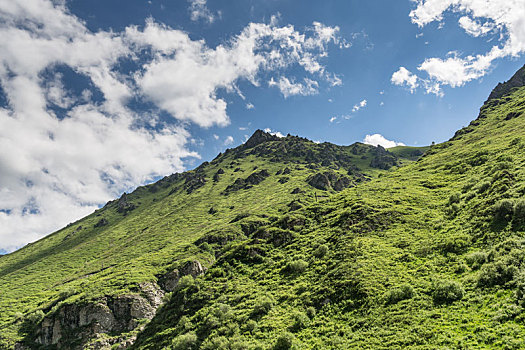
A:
477;181;491;194
273;332;296;350
178;275;195;290
448;192;461;205
199;242;213;254
252;296;274;317
494;199;515;223
172;332;198;350
514;200;525;227
432;280;464;304
477;261;517;288
465;251;487;270
438;233;471;254
291;311;310;331
384;284;414;305
306;306;316;319
284;259;308;274
313;244;328;258
245;319;257;333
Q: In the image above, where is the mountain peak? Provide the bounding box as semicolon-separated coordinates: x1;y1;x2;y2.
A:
243;129;281;149
487;64;525;101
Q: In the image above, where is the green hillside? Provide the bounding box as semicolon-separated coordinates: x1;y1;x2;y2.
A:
0;128;418;349
1;66;525;349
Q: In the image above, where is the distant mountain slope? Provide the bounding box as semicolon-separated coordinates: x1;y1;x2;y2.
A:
0;128;422;349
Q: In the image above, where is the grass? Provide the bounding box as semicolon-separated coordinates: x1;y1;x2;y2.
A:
1;83;525;349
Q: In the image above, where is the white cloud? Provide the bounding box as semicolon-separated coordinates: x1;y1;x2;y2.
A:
188;0;216;23
352;99;367;112
393;0;525;94
269;77;319;98
224;135;234;145
246;103;254;110
391;67;419;92
363;134;405;148
329;116;337;123
0;1;346;251
264;128;285;138
213;134;219;140
238;126;247;131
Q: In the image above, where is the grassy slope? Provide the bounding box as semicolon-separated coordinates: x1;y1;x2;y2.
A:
131;86;525;349
0;136;414;347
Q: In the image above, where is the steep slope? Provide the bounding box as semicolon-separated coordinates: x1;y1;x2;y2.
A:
0;131;420;348
126;73;525;349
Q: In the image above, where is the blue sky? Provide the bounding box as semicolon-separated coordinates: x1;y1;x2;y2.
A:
0;0;524;252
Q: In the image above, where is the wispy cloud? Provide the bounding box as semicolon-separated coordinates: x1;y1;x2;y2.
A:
393;0;525;95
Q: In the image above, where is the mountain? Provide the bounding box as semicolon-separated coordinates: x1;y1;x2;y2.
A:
1;65;525;349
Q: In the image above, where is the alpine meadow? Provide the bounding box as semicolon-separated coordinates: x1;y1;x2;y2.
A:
1;65;525;349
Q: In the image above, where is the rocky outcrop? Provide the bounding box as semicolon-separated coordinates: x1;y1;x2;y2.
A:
117;193;136;214
307;171;353;192
242;129;280;149
34;282;164;349
487;64;525;101
94;218;108;228
183;172;206;194
160;260;207;292
223;169;269;194
369;146;398;170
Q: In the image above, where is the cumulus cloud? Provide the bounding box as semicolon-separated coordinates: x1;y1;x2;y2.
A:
246;103;255;110
0;1;346;251
224;135;234;145
393;0;525;94
352;99;367;112
264;128;285;138
391;67;419;92
363;134;405;148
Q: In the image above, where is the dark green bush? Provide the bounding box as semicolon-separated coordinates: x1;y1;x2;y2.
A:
273;332;296;350
477;181;491;194
252;296;274;317
384;284;414;305
432;280;464;304
178;275;195;290
284;259;308;274
291;311;310;331
465;251;487;270
494;199;515;223
477;261;517;288
448;192;461;205
313;244;328;258
306;306;316;319
514;200;525;227
172;332;198;350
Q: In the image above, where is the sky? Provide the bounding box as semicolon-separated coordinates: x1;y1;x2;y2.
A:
0;0;524;253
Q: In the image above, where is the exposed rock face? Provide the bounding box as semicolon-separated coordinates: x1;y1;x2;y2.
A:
369;146;398;170
307;171;352;192
223;169;269;194
243;129;280;149
184;172;206;194
487;64;525;101
160;260;207;292
94;218;108;228
117;193;136;214
34;282;164;349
